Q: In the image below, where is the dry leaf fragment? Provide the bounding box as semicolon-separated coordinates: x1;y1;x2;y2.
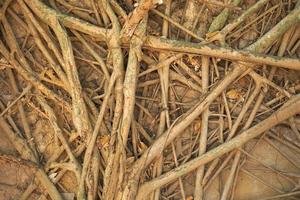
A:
186;196;193;200
226;89;243;100
237;77;248;87
97;135;110;149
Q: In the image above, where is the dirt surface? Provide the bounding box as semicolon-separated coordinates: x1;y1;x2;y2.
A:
0;0;300;200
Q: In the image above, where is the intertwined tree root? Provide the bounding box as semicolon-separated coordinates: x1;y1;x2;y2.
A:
0;0;300;200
